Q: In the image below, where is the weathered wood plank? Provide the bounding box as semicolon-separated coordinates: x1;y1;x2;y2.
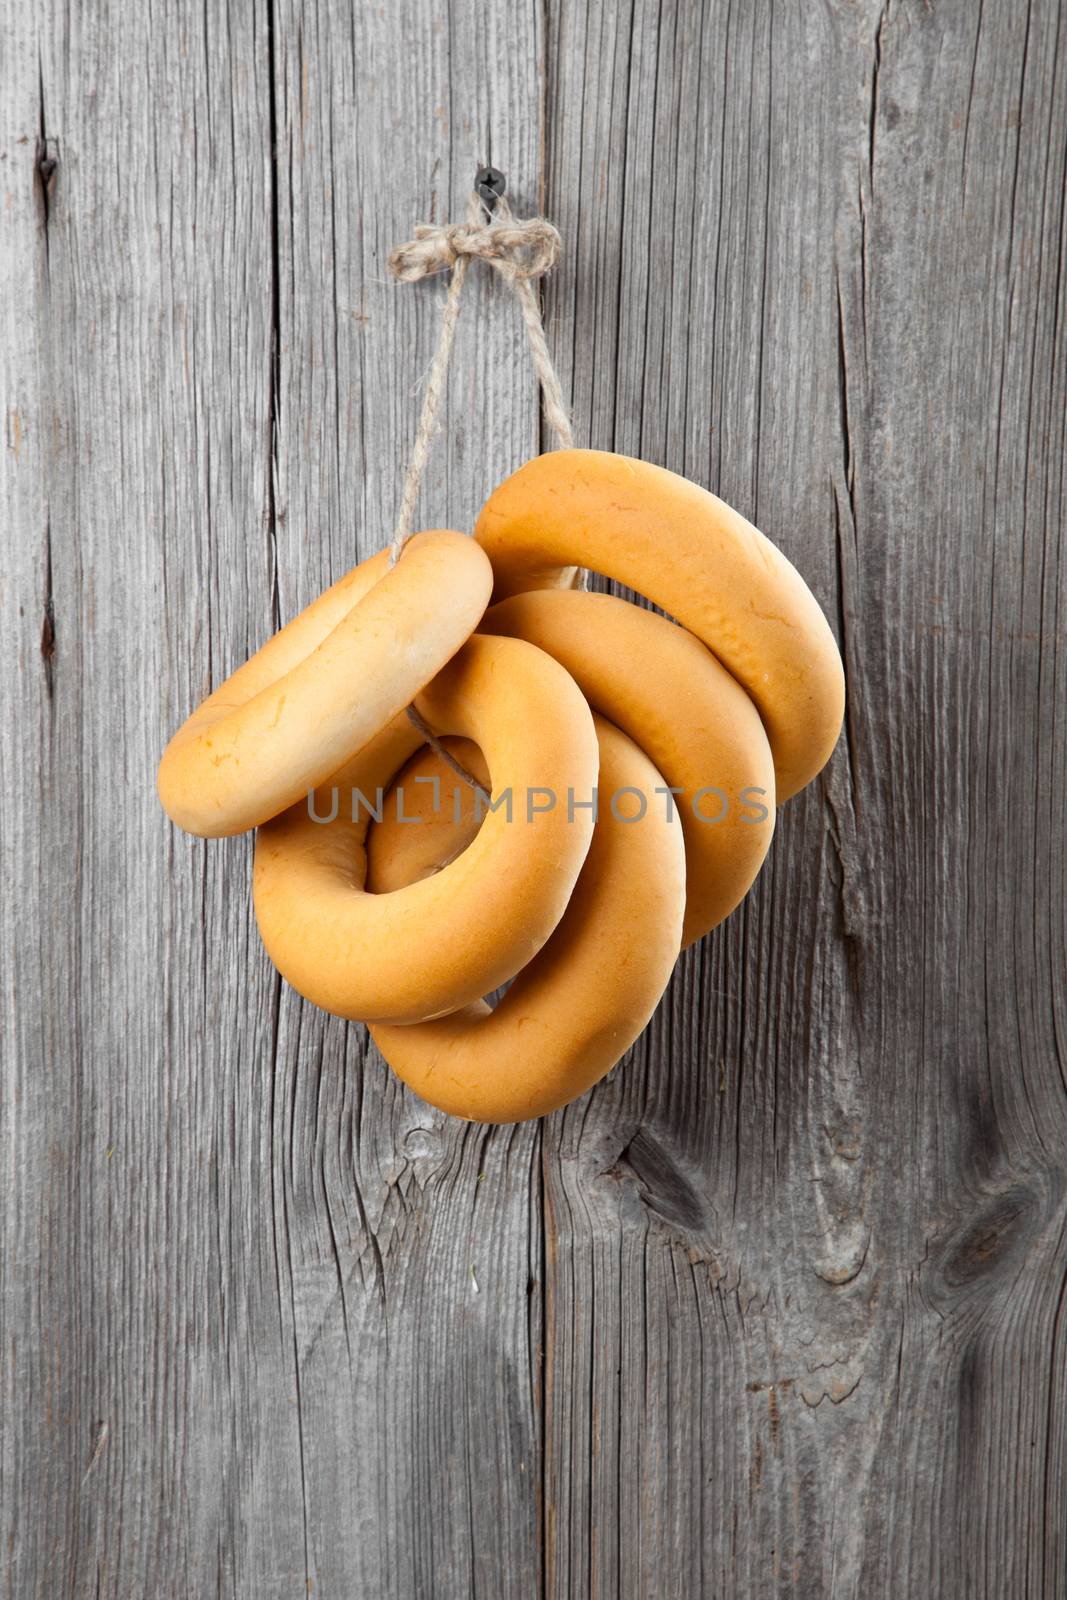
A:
1;10;61;1594
263;1;546;1593
541;0;1067;1595
1;1;292;1593
2;0;1065;1595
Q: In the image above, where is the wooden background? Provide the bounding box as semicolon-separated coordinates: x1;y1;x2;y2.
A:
3;0;1065;1594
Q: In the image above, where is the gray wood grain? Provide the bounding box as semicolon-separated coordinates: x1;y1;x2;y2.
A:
2;0;1065;1596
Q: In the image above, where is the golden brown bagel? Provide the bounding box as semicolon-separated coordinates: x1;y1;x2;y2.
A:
158;531;492;837
475;450;844;801
480;590;775;946
370;716;686;1122
252;633;599;1025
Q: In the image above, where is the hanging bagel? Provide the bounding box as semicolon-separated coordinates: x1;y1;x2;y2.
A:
368;715;687;1123
474;449;845;802
157;530;492;837
480;589;775;947
157;177;846;1127
252;632;600;1025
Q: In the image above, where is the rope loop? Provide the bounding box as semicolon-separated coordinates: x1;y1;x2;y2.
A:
385;176;581;785
387;185;574;563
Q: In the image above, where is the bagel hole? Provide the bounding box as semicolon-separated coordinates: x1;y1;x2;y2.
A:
480;975;515;1012
365;735;490;893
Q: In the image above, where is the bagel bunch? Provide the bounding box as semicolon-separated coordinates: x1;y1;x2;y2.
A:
158;450;844;1122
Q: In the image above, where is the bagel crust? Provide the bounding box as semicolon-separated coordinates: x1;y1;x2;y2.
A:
158;530;493;837
475;449;844;801
481;589;775;946
252;633;599;1025
369;716;687;1123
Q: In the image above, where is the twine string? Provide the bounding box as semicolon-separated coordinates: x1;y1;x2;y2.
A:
383;180;579;805
387;189;574;561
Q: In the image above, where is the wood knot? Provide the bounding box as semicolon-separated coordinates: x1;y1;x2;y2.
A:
35;137;59;193
609;1129;716;1238
935;1183;1045;1295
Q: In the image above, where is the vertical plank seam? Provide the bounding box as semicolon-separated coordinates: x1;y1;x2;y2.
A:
264;0;312;1590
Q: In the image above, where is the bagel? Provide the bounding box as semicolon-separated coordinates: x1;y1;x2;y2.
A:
480;589;775;946
158;530;493;837
369;715;687;1122
474;449;844;801
252;632;599;1025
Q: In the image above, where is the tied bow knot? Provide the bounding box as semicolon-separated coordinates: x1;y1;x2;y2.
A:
388;200;562;284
